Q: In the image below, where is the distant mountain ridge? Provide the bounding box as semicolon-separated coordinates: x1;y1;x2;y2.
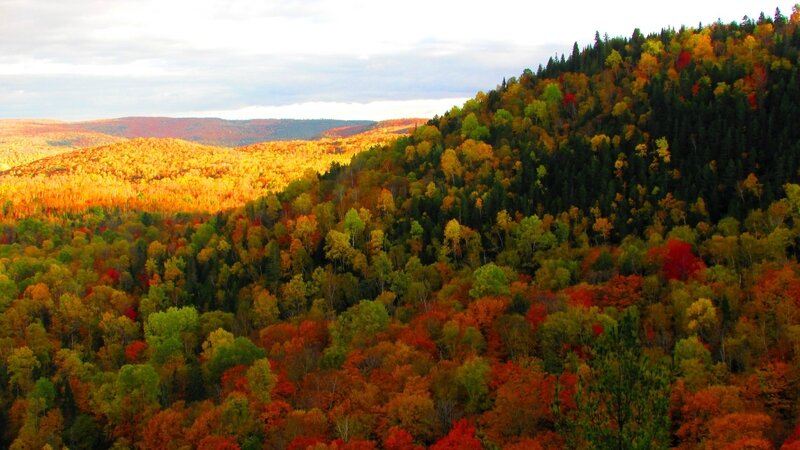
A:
64;117;377;146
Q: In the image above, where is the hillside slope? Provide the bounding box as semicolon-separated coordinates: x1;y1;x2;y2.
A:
414;15;800;237
0;120;123;170
0;119;424;215
0;118;379;171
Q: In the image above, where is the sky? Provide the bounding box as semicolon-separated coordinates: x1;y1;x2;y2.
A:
0;1;793;121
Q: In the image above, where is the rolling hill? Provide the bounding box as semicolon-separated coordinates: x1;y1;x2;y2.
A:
0;120;123;170
0;117;380;171
0;119;424;216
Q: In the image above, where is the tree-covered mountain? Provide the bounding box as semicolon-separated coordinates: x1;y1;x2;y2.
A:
418;10;800;238
2;8;800;449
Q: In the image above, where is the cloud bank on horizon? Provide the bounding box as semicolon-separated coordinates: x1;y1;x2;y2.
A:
0;0;794;121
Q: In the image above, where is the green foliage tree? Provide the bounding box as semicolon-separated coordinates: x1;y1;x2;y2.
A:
525;99;549;125
280;274;309;318
7;346;40;394
323;299;389;367
325;229;356;270
573;308;670;449
542;82;563;106
460;113;490;141
246;358;276;404
98;363;161;444
205;336;266;385
144;306;200;363
469;263;511;298
344;208;365;247
456;356;491;413
330;299;389;349
515;215;557;267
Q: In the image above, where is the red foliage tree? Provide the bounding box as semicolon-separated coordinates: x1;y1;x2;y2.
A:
287;436;326;450
124;340;147;363
220;365;249;397
706;412;772;449
431;419;482;450
595;274;642;309
783;422;800;449
482;362;557;444
141;404;189;449
662;239;705;281
504;432;565;450
328;439;379;450
197;435;241;450
398;325;438;356
526;303;549;328
106;267;121;284
753;264;800;307
676;50;692;70
505;438;544;450
260;399;292;434
565;284;594;309
124;306;138;321
384;427;422;450
271;368;297;400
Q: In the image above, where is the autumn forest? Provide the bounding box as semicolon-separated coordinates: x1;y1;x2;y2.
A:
3;7;800;450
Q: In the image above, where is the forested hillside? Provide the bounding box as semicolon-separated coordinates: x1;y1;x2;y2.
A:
0;121;123;170
2;8;800;449
0;120;422;216
0;118;383;172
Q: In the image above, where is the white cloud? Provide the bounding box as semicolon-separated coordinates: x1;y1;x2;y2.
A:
0;59;180;78
1;0;795;119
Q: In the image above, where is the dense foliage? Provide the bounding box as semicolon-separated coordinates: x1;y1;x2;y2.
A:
0;121;122;171
0;120;421;216
2;8;800;449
